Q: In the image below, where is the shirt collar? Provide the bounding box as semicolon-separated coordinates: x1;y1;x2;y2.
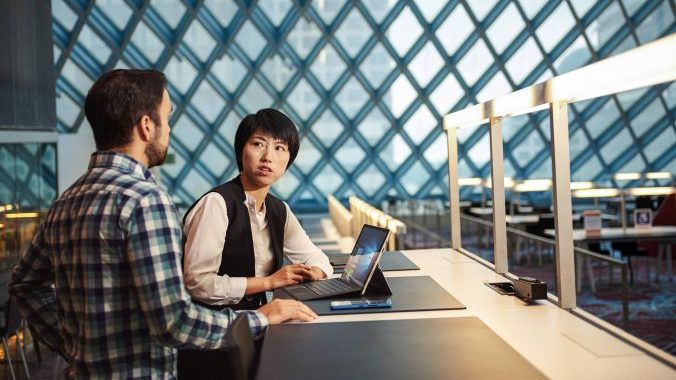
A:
244;192;267;216
88;151;155;182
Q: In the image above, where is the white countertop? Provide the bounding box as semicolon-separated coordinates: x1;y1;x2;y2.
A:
309;248;675;379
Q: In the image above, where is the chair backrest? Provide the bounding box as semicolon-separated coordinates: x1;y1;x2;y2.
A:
225;313;256;380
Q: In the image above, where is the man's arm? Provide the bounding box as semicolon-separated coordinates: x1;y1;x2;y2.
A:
127;189;269;347
9;224;65;357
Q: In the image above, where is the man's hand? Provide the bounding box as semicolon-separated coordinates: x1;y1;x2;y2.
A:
257;299;317;324
302;266;326;282
266;264;312;289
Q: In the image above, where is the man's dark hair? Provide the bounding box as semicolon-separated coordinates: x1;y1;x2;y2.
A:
84;69;167;150
234;109;300;171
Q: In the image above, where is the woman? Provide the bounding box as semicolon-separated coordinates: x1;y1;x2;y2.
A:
182;108;333;311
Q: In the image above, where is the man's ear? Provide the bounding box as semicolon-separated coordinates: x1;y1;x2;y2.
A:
136;115;154;142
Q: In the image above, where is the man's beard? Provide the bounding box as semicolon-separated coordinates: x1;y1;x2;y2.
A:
145;137;168;168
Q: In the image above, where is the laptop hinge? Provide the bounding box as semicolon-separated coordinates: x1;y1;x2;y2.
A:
363;266;392;296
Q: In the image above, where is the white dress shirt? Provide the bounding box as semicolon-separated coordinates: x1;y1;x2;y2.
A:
183;192;333;306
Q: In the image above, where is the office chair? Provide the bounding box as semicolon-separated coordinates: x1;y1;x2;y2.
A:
177;313;257;380
0;271;31;380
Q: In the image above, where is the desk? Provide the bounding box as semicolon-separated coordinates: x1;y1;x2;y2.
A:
258;249;674;379
545;226;676;282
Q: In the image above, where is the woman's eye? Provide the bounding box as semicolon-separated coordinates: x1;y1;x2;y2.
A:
276;146;287;151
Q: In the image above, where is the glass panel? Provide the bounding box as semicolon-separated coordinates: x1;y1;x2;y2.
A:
271;171;300;198
310;45;346;90
212;54;247;93
644;127;675;163
423;134;448;170
466;132;490;167
429;74;464;114
587;3;623;51
52;0;78;29
334;9;370;58
130;22;164;63
312;110;343;147
600;128;632;164
204;0;239;27
56;93;81;128
403;105;436;145
165;54;198;94
183;21;217;63
381;135;411;172
313;164;342;194
401;161;430;195
585;99;620;139
360;43;396;89
235;21;267;60
457;39;492;86
295;139;322;174
239;79;274;113
418;0;447;22
96;0;133;30
486;3;524;54
636;1;673;44
152;0;186;29
172;115;205;151
258;0;292;26
260;53;296;92
384;74;416;118
199;144;230;177
335;138;366;173
362;0;394;24
181;170;213;200
554;36;591;74
357;164;386;196
435;5;472;55
629;98;665;138
409;42;444;87
569;127;589;160
61;60;94;96
466;0;498;21
287;17;322;60
335;77;369;119
505;38;542;87
570;0;596;17
476;71;510;103
518;0;546;19
572;154;603;180
512;130;545;168
191;81;225;123
535;2;575;51
312;0;346;26
78;25;111;64
287;79;320;120
358;107;389;146
386;7;423;57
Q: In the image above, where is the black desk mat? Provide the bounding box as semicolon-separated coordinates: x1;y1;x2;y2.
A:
256;317;545;380
275;276;465;315
328;251;420;272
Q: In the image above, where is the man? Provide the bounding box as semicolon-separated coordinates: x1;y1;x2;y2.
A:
9;69;317;378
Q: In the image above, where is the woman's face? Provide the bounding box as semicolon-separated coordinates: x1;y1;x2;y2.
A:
240;132;290;189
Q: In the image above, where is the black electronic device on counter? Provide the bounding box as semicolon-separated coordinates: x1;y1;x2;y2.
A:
513;277;547;301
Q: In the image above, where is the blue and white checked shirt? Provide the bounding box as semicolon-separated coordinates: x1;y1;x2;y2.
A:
9;151;267;378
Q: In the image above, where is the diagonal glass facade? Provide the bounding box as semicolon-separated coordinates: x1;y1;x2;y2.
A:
51;0;675;210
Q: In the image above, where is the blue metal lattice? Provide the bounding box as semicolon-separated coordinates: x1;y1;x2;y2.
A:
52;0;676;210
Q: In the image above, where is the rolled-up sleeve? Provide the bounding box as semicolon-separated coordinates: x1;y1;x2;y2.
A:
282;203;333;277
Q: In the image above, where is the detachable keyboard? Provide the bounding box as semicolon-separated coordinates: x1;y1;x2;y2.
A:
303;279;356;296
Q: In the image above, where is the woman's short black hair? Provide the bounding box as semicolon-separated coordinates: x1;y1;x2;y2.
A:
84;69;166;150
234;109;300;171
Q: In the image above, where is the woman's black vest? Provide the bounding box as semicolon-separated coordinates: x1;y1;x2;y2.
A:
183;176;286;310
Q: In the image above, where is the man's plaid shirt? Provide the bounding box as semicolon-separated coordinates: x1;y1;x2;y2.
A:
9;151;267;378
